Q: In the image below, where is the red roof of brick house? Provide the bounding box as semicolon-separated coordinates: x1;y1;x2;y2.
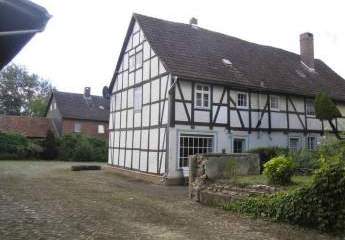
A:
0;115;52;138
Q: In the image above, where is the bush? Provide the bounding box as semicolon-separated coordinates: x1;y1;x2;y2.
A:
248;147;288;172
41;130;58;160
58;134;107;162
263;156;294;185
289;149;319;174
0;132;41;159
225;158;345;234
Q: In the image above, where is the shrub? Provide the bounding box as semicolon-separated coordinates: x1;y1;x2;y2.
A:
289;149;319;174
41;130;58;160
58;134;107;162
0;132;41;159
263;156;294;185
248;147;288;172
225;158;345;234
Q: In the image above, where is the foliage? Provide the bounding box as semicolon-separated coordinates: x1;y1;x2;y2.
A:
41;130;58;160
58;134;107;162
248;147;289;172
315;92;341;121
263;156;294;185
0;132;42;160
289;149;319;174
0;64;53;116
225;159;345;234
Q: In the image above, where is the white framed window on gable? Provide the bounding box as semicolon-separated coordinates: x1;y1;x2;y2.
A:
133;87;142;112
179;134;214;168
306;99;315;116
237;92;248;108
195;84;210;109
270;95;280;110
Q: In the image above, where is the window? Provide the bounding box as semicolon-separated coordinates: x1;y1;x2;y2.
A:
133;87;142;111
195;84;210;108
74;122;81;133
307;136;316;150
136;51;142;69
237;93;247;108
270;95;279;110
179;134;213;168
306;99;315;116
98;125;105;134
129;55;135;71
233;138;246;153
289;137;300;152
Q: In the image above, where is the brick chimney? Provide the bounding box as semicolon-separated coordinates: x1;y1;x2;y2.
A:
300;32;314;70
189;17;198;26
84;87;91;98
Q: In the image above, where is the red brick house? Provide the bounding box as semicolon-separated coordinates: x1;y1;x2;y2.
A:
45;88;110;140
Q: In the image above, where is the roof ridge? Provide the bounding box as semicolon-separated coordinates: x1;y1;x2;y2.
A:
54;90;105;98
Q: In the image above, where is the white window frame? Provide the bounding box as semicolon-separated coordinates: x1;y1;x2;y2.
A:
74;122;81;133
288;136;301;152
237;92;248;108
306;99;315;116
194;84;210;109
306;136;317;150
133;87;142;112
270;95;280;111
178;133;214;169
232;137;247;153
98;124;105;134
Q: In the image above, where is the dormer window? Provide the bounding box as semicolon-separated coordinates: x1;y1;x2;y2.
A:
195;84;210;109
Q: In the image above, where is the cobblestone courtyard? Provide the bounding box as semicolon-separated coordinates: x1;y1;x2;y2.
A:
0;161;338;240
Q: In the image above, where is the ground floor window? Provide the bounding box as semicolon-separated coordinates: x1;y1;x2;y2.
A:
233;138;246;153
98;124;105;134
74;122;81;133
179;134;213;168
289;137;300;152
307;136;316;150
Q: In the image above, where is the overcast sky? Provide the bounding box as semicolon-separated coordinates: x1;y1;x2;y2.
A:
12;0;345;96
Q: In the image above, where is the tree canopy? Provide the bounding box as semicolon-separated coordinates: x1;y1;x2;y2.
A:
315;92;341;121
0;64;54;116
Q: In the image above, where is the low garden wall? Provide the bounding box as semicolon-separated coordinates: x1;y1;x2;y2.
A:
189;153;265;204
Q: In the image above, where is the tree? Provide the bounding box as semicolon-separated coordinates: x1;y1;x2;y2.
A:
41;130;58;160
315;92;342;139
0;64;53;116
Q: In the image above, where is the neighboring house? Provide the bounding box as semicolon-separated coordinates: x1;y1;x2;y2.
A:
108;13;345;183
45;88;110;140
0;0;50;70
0;115;52;138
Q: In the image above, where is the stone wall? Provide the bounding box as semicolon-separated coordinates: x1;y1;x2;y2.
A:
189;153;261;202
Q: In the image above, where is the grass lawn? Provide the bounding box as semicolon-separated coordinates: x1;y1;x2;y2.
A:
231;174;313;191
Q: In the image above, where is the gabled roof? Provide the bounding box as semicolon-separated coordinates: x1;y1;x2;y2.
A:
0;0;50;70
47;91;110;122
110;13;345;101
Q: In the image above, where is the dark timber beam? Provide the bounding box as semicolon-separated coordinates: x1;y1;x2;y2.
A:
267;94;271;134
212;87;226;127
287;96;305;130
255;97;269;130
176;80;192;125
228;93;245;128
248;92;252;133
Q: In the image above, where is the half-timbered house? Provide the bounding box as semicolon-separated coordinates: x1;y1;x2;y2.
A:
108;14;345;183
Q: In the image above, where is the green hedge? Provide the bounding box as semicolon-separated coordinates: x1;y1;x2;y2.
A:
224;158;345;234
0;132;107;162
57;134;107;162
0;132;42;160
